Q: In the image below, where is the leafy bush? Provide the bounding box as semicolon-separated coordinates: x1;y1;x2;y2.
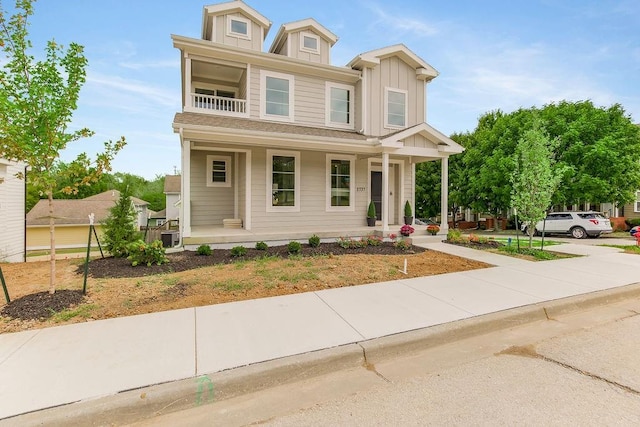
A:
102;189;141;257
626;218;640;227
308;234;321;247
393;239;412;251
126;240;168;267
255;241;269;251
196;245;212;256
230;246;247;257
499;245;556;260
364;234;383;246
447;229;463;242
287;241;302;254
336;236;367;249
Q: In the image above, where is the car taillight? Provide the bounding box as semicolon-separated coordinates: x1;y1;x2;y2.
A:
589;219;599;225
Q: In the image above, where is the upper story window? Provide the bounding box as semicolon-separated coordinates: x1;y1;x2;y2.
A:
267;150;300;212
227;15;250;39
260;70;294;122
326;154;355;211
300;32;319;53
325;83;354;129
206;155;231;187
385;88;408;129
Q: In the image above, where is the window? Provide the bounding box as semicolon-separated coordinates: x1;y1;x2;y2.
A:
385;88;408;128
300;32;319;53
260;71;294;122
326;155;355;211
227;16;250;39
206;155;231;187
326;83;354;128
267;150;300;211
636;191;640;212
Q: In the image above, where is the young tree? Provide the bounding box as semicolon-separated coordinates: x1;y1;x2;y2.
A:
0;0;125;293
510;123;562;248
101;189;141;258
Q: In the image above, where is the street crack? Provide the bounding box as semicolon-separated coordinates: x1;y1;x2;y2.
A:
359;344;391;383
499;345;640;396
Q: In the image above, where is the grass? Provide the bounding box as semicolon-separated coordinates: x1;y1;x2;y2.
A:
603;244;640;254
492;237;561;248
497;246;558;260
52;304;96;322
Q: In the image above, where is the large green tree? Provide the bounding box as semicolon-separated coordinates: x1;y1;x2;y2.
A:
0;0;125;293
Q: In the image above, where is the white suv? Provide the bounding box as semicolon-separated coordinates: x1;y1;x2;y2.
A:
521;211;613;239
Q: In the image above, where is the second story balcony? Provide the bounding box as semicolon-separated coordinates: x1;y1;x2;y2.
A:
184;59;249;118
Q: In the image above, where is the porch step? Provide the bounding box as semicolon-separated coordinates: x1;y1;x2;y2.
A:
223;218;243;229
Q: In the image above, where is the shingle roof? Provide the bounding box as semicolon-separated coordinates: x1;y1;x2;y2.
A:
27;199;113;226
84;189;148;206
173;112;369;141
164;175;181;193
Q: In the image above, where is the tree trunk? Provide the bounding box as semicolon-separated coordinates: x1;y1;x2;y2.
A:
48;191;56;295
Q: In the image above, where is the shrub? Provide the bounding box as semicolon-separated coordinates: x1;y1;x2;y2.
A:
364;234;383;246
626;218;640;227
426;224;440;235
255;241;269;251
404;200;413;217
196;244;212;256
393;239;412;251
230;246;247;257
126;240;168;267
287;241;302;254
367;200;376;218
447;229;464;243
336;236;367;249
308;234;321;247
102;188;141;257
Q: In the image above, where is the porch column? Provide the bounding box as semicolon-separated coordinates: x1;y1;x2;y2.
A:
182;138;191;237
382;152;390;232
184;54;191;108
439;156;449;234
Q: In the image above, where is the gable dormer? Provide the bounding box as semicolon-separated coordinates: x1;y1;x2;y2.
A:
269;18;338;65
201;0;271;51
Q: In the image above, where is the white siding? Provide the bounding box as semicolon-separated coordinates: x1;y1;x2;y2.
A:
0;162;25;262
166;194;180;220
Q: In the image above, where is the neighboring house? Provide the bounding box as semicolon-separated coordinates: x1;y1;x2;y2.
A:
83;190;151;230
164;175;181;222
0;158;26;262
172;1;463;247
26;190;150;251
149;209;167;227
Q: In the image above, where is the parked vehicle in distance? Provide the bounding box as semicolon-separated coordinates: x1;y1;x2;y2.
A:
520;211;612;239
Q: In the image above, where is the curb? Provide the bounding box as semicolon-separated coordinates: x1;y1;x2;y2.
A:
7;282;640;426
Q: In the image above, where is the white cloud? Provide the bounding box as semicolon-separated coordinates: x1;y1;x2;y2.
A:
118;59;179;70
85;72;178;110
365;3;438;38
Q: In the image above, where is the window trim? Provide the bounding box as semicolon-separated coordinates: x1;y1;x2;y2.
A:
226;15;251;40
300;32;320;54
326;154;355;212
260;70;295;122
206;155;232;187
325;82;355;129
384;87;408;129
266;149;300;212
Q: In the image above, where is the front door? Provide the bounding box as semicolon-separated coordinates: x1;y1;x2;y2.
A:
371;171;382;220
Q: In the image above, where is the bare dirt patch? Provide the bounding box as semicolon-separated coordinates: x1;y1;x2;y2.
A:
0;243;491;334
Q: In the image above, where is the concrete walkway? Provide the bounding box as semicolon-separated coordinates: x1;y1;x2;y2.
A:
1;240;640;421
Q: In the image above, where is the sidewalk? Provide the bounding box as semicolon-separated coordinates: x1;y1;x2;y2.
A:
1;241;640;422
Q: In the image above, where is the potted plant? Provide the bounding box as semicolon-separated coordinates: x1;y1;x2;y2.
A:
367;200;377;226
400;224;415;237
426;224;440;235
403;200;413;225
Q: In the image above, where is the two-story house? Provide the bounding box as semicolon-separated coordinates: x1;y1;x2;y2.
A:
172;0;463;248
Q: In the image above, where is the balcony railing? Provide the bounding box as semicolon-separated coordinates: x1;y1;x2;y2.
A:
190;93;246;115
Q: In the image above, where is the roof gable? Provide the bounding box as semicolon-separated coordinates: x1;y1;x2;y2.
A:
202;0;272;40
380;123;464;154
164;175;181;193
269;18;338;53
347;44;438;81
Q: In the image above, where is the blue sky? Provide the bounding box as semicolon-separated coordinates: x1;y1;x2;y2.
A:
17;0;640;179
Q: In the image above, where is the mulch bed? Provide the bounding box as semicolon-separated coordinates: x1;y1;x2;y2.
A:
444;239;504;249
84;242;426;279
1;290;85;321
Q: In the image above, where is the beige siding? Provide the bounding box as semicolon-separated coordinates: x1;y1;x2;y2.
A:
27;225;104;250
284;30;328;64
190;150;235;226
403;134;438;149
238;152;247;223
0;162;25;262
367;57;426;136
213;13;263;51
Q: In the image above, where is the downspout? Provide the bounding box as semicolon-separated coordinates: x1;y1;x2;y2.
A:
176;126;184;249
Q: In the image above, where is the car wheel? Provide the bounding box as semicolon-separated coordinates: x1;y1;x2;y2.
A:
571;226;587;239
534;229;542;237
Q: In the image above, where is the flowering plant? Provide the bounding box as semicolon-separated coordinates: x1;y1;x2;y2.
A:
400;224;415;236
426;224;440;235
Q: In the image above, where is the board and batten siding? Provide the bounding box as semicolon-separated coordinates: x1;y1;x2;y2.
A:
190;150;234;226
366;56;426;137
213;13;263;51
284;30;329;64
0;162;25;262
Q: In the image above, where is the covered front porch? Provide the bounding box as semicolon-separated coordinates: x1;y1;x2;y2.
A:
182;223;436;249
